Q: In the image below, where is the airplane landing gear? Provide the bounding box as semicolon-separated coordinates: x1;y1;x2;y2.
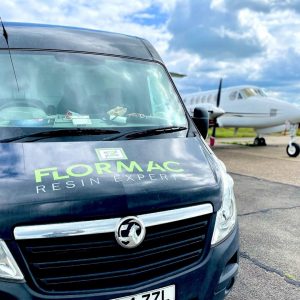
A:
286;143;300;157
254;137;266;146
287;123;299;157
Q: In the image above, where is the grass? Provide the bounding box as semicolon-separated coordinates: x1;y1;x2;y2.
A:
208;128;256;138
208;128;300;138
284;273;297;281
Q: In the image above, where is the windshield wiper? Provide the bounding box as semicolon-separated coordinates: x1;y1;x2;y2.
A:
107;126;187;141
0;128;121;143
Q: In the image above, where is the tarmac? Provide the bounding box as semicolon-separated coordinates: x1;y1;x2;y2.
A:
211;136;300;300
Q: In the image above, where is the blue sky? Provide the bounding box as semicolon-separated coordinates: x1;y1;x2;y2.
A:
1;0;300;103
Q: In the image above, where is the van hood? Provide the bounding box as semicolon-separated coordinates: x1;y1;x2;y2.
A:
0;137;221;239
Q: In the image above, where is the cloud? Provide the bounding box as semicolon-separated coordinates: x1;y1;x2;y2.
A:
258;49;300;84
168;0;265;60
0;0;174;56
225;0;300;14
1;0;300;103
166;0;300;105
224;0;273;13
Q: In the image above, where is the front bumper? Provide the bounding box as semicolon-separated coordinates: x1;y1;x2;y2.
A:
0;225;239;300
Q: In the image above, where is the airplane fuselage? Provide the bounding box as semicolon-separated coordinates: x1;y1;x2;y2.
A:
183;85;300;130
183;85;300;157
219;97;300;128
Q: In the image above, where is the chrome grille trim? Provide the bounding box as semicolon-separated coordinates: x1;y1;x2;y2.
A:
14;203;213;240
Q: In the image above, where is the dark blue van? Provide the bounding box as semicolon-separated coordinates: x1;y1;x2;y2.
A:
0;23;239;300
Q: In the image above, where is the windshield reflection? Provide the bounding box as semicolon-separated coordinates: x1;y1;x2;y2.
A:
0;51;187;138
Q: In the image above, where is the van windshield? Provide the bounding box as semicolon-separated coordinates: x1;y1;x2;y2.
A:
0;50;187;140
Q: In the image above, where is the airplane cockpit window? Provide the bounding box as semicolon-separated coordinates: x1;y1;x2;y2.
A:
241;88;267;99
242;88;257;98
241;88;268;98
229;91;237;100
237;92;243;100
257;89;267;97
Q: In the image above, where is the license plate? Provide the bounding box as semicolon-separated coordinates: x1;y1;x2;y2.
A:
111;285;175;300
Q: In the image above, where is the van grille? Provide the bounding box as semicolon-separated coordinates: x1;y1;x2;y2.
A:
17;215;211;292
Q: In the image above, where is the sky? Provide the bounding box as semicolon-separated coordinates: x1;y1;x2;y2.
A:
1;0;300;103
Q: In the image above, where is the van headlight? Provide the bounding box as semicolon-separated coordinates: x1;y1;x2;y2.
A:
211;160;237;246
0;240;24;280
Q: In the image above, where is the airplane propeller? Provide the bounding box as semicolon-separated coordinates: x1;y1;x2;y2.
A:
210;78;222;146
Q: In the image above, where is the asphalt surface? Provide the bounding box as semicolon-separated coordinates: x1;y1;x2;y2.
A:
212;137;300;300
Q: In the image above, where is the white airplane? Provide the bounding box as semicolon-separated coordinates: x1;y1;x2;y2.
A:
182;82;300;157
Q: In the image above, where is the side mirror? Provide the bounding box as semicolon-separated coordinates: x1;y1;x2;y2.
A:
192;107;209;138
